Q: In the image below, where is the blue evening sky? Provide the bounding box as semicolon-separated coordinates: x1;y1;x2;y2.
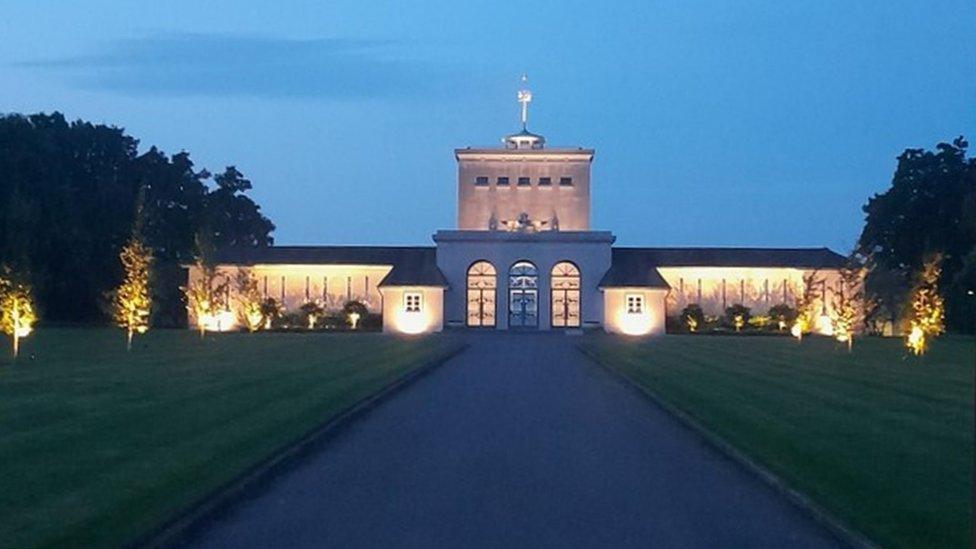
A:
2;1;974;253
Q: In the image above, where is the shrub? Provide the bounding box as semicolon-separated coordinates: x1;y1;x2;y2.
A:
725;304;751;331
342;300;368;317
342;301;369;329
681;304;705;332
321;313;347;330
665;315;684;333
748;315;771;329
274;311;305;330
767;303;797;331
299;301;325;329
361;313;383;331
259;298;282;330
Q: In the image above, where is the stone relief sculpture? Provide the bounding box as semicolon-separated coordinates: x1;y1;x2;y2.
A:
494;212;561;233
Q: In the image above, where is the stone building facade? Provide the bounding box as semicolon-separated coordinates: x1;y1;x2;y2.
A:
187;83;849;336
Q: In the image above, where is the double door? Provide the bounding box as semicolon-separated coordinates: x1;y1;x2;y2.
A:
509;288;538;328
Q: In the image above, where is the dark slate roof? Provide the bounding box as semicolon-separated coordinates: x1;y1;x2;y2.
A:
599;251;671;289
615;247;847;268
600;247;847;289
212;246;448;288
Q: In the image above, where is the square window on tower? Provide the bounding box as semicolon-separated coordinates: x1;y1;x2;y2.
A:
538;177;552;186
475;176;489;186
497;176;509;186
517;177;531;187
559;177;573;186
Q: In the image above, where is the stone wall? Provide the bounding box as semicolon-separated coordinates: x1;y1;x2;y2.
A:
456;150;593;231
656;266;847;321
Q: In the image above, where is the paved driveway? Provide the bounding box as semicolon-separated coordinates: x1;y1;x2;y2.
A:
176;333;841;548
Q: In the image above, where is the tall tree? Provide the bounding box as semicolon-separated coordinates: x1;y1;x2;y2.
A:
856;137;975;333
112;234;152;350
905;254;946;355
0;268;36;358
0;112;275;325
233;268;264;332
831;261;867;351
204;166;275;249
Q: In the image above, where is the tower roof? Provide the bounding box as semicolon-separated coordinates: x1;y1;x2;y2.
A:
503;128;545;150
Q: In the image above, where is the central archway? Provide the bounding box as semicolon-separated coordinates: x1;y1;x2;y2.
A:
508;261;539;328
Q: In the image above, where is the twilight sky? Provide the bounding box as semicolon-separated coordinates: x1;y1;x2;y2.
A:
2;1;974;252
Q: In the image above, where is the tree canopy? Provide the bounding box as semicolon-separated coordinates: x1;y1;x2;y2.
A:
856;137;975;333
0;112;274;325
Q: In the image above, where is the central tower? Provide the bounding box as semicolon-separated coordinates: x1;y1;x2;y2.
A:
454;77;594;232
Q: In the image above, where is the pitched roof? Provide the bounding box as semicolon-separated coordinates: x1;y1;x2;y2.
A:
211;246;448;288
598;260;671;289
614;247;847;268
600;247;847;289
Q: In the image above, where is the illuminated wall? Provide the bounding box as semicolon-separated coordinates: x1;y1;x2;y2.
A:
186;263;393;329
456;149;593;231
602;288;668;336
378;286;445;334
656;267;845;317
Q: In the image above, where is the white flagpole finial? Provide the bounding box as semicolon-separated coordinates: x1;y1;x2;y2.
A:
517;74;532;130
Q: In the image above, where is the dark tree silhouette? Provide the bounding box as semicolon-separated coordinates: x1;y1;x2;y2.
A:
856;137;975;332
0;112;275;325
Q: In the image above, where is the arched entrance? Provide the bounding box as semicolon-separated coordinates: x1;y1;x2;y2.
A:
551;261;581;328
466;261;496;327
508;261;539;328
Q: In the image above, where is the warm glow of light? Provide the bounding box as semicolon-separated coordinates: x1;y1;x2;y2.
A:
816;314;834;336
733;314;745;332
114;236;152;349
1;278;36;358
348;312;361;330
906;323;926;355
395;310;431;335
904;256;944;356
244;308;263;332
833;317;853;350
617;310;653;336
790;321;804;340
198;310;237;332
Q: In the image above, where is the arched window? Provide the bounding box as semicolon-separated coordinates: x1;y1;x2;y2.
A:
467;261;497;327
508;261;539;328
550;261;581;328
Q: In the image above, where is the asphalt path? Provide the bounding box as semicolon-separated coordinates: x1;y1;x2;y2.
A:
176;332;841;548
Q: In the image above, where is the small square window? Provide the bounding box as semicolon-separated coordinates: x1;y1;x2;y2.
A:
497;177;509;186
559;177;573;186
404;292;422;313
475;176;489;186
517;177;531;186
538;177;552;186
626;294;644;314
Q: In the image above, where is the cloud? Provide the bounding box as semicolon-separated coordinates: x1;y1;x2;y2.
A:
16;33;455;100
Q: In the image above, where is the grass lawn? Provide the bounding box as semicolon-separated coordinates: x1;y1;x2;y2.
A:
582;334;973;549
0;328;463;549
